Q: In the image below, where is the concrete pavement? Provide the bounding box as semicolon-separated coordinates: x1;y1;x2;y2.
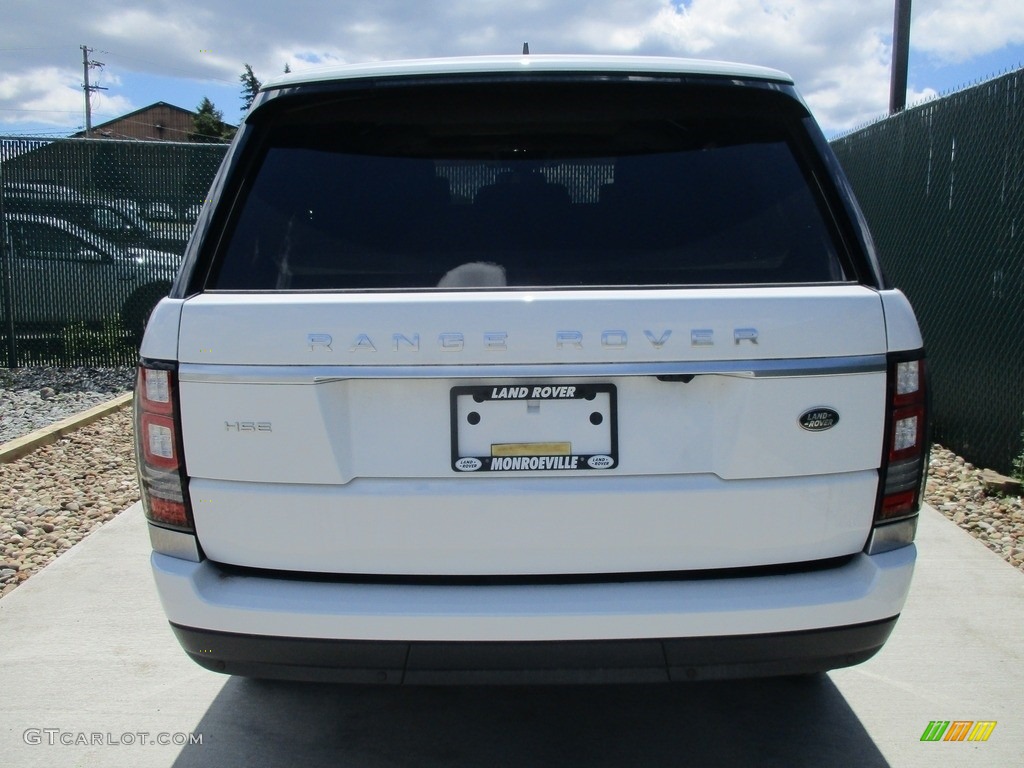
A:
1;503;1021;767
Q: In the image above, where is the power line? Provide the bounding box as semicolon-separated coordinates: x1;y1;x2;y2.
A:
0;107;88;114
0;46;73;53
95;48;237;85
0;131;74;137
0;43;236;86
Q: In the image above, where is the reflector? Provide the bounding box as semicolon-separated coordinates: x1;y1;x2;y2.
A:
893;415;918;453
145;368;170;404
147;422;174;459
895;360;919;396
140;413;177;470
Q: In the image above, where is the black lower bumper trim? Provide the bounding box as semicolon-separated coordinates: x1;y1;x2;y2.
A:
170;617;898;684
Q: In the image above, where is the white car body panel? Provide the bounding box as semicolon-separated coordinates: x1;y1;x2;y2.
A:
188;472;878;575
173;285;890;574
174;286;886;366
178;371;886;484
151;545;915;642
879;290;925;350
139;298;184;361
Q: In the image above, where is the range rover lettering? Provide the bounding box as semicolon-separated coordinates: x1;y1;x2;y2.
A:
135;55;928;683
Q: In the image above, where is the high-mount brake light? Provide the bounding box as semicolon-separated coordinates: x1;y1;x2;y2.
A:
135;364;193;531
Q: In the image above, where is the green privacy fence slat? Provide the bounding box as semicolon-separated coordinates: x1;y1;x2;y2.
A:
832;69;1024;474
0;137;228;369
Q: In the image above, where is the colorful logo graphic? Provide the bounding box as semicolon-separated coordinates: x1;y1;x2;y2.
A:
920;721;997;742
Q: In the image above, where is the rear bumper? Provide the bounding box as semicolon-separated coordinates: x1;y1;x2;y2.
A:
151;543;915;682
171;619;898;683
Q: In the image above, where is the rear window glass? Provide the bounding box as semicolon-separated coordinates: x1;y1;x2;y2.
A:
212;82;847;290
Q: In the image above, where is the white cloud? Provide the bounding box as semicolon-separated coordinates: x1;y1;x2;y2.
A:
92;6;239;78
0;67;134;129
564;0;902;130
913;0;1024;62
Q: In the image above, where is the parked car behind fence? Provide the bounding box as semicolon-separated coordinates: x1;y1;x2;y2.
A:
0;214;179;342
2;182;186;255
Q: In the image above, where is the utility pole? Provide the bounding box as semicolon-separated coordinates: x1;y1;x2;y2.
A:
889;0;912;114
81;45;108;135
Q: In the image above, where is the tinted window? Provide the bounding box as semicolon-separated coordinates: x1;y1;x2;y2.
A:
213;82;847;290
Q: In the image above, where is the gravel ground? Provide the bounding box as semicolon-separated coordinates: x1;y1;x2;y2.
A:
1;367;138;597
0;366;135;444
0;367;1021;598
925;445;1024;572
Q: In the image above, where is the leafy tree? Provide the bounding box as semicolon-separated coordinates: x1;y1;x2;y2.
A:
191;97;231;142
240;63;262;113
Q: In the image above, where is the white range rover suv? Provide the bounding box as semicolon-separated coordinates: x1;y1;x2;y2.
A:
135;55;928;683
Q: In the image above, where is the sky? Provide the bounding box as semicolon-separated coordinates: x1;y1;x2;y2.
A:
1;0;1023;139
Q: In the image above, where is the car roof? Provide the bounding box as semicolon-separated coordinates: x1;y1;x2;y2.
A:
3;186;151;225
5;213;119;252
262;54;792;90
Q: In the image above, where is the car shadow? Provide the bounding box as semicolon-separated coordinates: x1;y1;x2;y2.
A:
171;674;889;767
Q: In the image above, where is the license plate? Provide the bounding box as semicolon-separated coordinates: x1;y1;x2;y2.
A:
450;383;617;472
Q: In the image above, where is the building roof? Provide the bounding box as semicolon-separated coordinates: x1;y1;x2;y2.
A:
99;101;195;126
72;101;234;142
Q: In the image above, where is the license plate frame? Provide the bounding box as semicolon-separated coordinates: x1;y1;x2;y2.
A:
450;383;618;473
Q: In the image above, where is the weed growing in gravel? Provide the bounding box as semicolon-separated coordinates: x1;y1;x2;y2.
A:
1013;422;1024;483
60;318;134;366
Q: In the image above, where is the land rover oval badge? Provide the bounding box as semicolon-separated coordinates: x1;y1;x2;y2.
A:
799;408;839;432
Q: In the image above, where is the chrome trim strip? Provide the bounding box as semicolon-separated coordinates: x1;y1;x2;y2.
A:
178;355;886;384
148;524;202;563
864;516;918;556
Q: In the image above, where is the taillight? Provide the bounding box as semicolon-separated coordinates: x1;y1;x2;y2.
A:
135;362;193;532
868;353;928;553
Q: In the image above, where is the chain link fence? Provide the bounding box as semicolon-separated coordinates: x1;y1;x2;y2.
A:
832;68;1024;475
1;137;226;368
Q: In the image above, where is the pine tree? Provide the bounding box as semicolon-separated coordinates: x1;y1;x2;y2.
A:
191;97;230;142
240;63;262;113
